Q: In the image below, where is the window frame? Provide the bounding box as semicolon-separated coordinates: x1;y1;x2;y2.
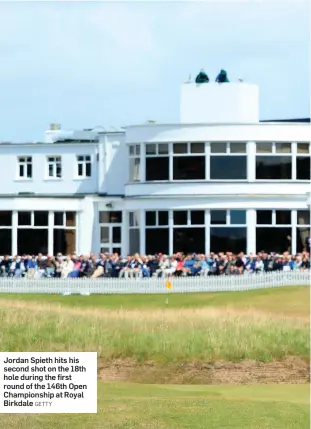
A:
17;156;33;180
76;155;92;178
47;156;62;179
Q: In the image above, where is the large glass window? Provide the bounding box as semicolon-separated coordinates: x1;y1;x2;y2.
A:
146;157;169;181
173;156;205;180
256;228;291;253
173;228;205;254
145;210;169;254
146;229;169;255
210;228;247;254
145;143;169;181
18;229;48;255
210;156;247;180
256;156;292;180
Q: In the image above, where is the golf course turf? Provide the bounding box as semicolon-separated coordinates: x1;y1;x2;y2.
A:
0;286;309;428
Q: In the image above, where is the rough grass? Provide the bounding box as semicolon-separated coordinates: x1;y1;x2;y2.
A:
0;382;309;429
0;297;309;363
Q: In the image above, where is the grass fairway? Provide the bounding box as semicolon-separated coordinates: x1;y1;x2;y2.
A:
0;383;309;429
0;285;309;316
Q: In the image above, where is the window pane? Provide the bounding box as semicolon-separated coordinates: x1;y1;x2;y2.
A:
173;228;205;254
275;210;291;225
48;164;54;176
256;228;292;253
112;247;121;255
230;210;246;225
173;211;188;225
66;212;76;227
129;229;140;254
18;229;48;255
146;157;169;181
297;210;310;225
85;163;91;177
173;143;188;154
230;143;246;153
26;164;32;178
210;227;246;254
173;156;205;180
129;212;139;227
109;212;122;223
77;156;84;162
158;211;169;226
129;157;140;181
210;210;226;225
190;143;204;153
100;247;110;254
146;211;156;226
135;145;140;156
297;143;310;154
296;157;310;180
275;143;291;153
112;226;121;243
18;211;31;226
54;212;64;226
190;210;204;225
256;156;292;180
210;156;247;180
158;143;169;155
34;211;48;227
297;227;311;252
0;211;12;226
146;229;169;254
19;165;24;177
56;164;62;178
129;146;135;156
256;210;272;225
146;144;156;155
0;229;12;255
54;229;76;255
99;212;109;223
210;142;226;153
256;143;272;153
100;226;109;243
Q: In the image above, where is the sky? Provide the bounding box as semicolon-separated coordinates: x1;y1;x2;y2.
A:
0;0;309;142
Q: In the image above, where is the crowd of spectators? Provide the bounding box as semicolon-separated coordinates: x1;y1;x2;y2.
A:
0;250;310;279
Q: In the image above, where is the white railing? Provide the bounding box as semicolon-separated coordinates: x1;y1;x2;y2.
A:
0;271;309;294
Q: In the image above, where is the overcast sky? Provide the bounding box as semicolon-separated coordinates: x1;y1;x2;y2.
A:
0;0;309;142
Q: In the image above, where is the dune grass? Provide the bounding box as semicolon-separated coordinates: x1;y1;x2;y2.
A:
0;382;309;429
0;297;309;363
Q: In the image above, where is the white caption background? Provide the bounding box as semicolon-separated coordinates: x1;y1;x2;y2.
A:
0;352;97;414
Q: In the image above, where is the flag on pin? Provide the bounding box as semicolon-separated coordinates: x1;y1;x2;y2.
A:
166;280;172;289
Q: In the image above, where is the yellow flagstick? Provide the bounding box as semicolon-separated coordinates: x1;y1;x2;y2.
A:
165;280;172;306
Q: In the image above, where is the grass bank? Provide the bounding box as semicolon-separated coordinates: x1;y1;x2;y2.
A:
0;298;309;364
0;382;308;429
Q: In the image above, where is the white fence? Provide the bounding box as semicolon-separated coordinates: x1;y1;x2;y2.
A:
0;271;309;294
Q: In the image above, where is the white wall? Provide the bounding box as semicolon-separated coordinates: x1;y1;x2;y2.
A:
0;143;98;195
98;132;127;195
125;123;310;144
180;83;259;124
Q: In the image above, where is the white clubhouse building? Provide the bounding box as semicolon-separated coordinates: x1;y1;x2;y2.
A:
0;81;310;256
